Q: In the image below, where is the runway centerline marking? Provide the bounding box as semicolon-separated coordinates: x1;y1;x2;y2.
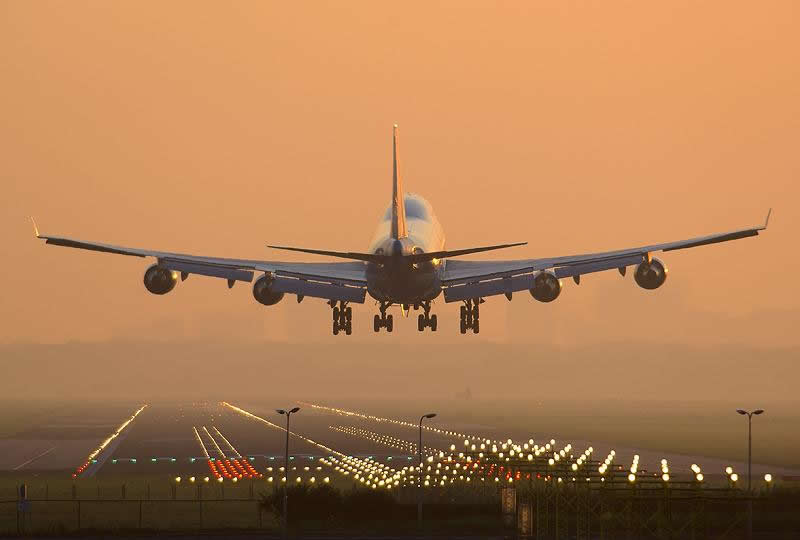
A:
201;426;227;458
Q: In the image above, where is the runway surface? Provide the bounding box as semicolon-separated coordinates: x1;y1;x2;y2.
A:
2;401;797;486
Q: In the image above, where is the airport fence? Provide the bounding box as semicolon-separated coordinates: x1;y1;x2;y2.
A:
1;498;271;535
505;482;799;539
1;483;798;537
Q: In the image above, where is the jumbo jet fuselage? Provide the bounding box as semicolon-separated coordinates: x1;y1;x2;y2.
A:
365;194;446;304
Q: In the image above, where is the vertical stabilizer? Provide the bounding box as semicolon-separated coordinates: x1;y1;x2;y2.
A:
391;124;407;239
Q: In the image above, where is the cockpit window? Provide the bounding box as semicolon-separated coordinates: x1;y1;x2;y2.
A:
404;197;429;219
381;196;430;221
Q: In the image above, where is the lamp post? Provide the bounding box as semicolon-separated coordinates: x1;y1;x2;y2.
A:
277;407;300;535
736;408;763;540
417;412;437;528
736;409;764;492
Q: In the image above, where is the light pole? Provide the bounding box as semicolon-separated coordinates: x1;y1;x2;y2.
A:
736;408;764;492
736;408;763;540
277;407;300;535
417;412;437;528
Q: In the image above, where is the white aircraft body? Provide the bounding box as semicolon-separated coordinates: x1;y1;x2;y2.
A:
34;126;770;335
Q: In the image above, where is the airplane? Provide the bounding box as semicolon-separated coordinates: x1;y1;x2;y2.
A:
34;125;770;336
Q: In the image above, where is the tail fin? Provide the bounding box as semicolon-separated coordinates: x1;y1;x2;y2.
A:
391;124;407;239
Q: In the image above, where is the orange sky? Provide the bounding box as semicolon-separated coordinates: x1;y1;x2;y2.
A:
2;1;798;346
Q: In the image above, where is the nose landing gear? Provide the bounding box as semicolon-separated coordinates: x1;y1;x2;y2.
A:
373;302;394;333
459;298;481;334
330;300;352;335
417;301;437;332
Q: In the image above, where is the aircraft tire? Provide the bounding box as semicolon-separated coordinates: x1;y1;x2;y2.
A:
386;314;394;332
418;314;425;331
345;320;352;335
345;307;352;320
430;314;437;331
473;320;480;334
333;306;340;321
374;315;380;332
333;321;339;335
460;318;466;334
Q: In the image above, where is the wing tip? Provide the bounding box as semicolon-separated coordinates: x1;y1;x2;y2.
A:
30;216;41;238
763;208;772;229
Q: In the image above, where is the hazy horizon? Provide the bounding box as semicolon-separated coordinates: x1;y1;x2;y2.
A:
2;340;796;401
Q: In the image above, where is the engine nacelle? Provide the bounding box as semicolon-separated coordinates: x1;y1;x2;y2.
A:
252;274;285;306
530;270;562;303
634;257;668;290
143;264;178;295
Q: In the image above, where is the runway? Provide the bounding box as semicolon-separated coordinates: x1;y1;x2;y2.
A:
2;400;797;488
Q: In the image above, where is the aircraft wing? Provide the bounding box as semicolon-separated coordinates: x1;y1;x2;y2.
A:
34;226;368;303
440;210;771;302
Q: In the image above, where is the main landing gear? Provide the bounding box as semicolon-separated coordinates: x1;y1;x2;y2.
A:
459;298;482;334
417;301;437;332
374;302;394;333
331;300;352;336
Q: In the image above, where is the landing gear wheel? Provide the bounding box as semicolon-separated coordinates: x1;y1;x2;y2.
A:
386;314;394;332
345;306;352;320
459;299;482;335
418;314;425;332
333;306;340;321
333;320;339;335
430;314;437;332
345;320;352;335
374;314;380;333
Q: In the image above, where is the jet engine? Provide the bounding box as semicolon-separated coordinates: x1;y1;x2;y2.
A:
530;270;562;303
143;264;178;295
634;258;668;290
252;274;285;306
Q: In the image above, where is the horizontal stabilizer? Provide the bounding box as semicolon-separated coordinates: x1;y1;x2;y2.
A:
407;242;527;263
266;245;384;263
267;242;526;263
